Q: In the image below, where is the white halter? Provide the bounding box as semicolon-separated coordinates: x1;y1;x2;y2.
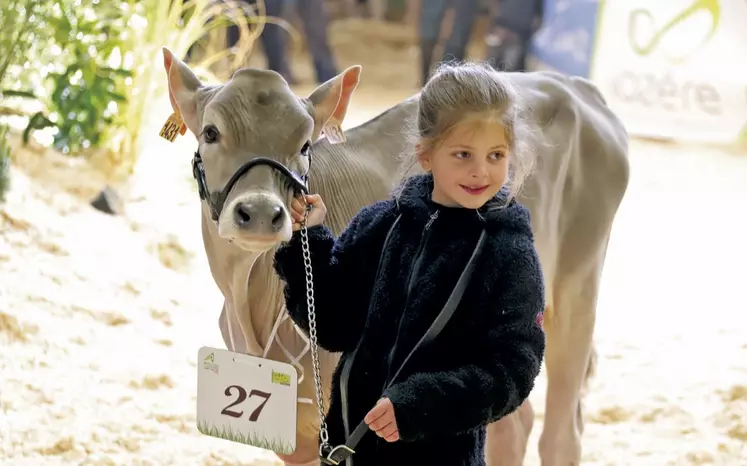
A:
226;305;314;405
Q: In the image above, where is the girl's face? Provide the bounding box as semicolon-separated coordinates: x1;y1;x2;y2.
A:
418;118;510;209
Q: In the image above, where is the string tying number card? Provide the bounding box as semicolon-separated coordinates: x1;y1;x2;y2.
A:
196;347;298;455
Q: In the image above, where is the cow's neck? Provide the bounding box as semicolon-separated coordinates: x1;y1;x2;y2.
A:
229;97;422;363
245;250;287;350
306;98;420;235
224;250;266;355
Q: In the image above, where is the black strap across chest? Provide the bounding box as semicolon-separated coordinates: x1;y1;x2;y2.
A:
321;214;488;465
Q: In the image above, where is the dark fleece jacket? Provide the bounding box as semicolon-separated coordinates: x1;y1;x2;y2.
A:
273;173;546;466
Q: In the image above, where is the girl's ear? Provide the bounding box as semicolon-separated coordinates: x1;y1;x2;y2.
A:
416;143;431;172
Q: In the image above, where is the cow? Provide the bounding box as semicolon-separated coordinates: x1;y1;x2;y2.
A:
160;46;629;466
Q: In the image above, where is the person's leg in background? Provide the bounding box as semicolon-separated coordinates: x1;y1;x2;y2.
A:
224;0;296;83
294;0;339;83
226;0;246;50
486;28;527;72
418;0;449;85
441;0;480;64
259;0;297;83
485;0;543;72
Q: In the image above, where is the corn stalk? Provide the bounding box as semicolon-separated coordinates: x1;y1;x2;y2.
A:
97;0;302;180
0;123;10;203
1;0;301;181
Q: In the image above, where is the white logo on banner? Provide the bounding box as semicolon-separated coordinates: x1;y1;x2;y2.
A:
590;0;747;144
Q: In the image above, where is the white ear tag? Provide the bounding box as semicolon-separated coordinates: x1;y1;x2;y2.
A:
322;119;346;144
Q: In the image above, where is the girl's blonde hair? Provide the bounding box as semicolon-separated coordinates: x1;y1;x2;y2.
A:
398;61;540;205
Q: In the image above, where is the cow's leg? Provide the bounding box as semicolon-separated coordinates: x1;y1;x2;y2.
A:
485;399;534;466
275;422;322;466
538;268;600;466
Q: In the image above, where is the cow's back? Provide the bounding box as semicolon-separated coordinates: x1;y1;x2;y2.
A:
508;70;630;303
310;72;629;290
307;96;420;236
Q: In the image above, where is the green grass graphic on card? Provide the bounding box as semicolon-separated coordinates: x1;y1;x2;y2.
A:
197;420;295;455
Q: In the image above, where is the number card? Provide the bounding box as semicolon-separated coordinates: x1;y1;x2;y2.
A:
196;347;298;455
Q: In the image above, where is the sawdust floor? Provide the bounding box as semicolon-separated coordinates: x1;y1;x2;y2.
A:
2;17;747;466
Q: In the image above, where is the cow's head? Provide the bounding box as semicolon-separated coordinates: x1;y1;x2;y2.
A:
162;47;361;251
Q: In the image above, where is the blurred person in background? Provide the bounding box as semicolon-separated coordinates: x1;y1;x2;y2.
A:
418;0;481;85
485;0;544;72
227;0;339;84
347;0;386;19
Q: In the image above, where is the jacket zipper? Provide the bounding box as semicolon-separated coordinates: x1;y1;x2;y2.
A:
424;209;439;229
382;210;439;388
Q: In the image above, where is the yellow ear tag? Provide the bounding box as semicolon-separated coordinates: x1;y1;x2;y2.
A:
159;111;186;142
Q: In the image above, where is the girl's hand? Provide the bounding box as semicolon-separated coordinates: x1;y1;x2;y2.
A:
364;397;399;442
290;193;326;231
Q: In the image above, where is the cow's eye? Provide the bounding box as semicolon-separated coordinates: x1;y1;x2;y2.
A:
203;125;220;143
300;141;311;157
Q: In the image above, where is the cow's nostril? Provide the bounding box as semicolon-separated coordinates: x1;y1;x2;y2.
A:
271;205;285;228
234;203;253;226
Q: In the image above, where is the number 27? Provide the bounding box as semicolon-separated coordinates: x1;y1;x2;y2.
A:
221;385;271;421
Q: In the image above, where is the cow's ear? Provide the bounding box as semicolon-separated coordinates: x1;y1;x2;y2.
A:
306;65;362;143
162;47;203;135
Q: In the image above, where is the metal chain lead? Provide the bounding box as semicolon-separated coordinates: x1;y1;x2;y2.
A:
299;203;331;452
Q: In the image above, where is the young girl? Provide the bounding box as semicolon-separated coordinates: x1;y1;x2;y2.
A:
273;62;546;466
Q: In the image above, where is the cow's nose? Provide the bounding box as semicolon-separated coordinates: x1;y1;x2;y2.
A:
234;203;253;227
270;204;285;229
233;202;287;231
